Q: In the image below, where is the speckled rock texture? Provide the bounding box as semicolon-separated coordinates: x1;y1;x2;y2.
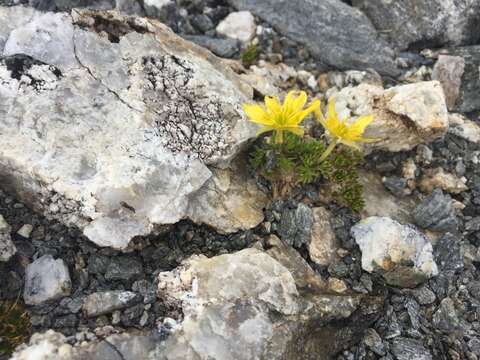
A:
0;7;263;249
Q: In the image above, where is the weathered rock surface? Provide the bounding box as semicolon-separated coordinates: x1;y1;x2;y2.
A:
226;0;398;76
156;245;382;359
351;217;438;288
23;255;71;305
0;8;263;249
419;168;468;195
432;55;465;110
333;81;449;153
83;290;142;317
186;160;268;234
445;46;480;113
216;11;256;43
0;213;16;262
308;207;338;267
359;170;417;224
352;0;480;51
413;189;458;233
448;113;480;144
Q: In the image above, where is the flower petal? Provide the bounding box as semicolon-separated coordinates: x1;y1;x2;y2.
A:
348;115;374;137
292;91;307;113
287;99;320;126
243;104;273;125
264;96;282;116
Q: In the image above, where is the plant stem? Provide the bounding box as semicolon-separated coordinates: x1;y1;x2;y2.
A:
319;138;338;162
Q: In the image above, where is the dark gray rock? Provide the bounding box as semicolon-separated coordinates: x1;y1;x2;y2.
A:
131;279;156;304
226;0;398;75
383;176;408;197
432;298;459;334
410;286;436;305
468;338;480;356
467;281;480;300
446;46;480;113
120;303;144;326
363;328;386;356
185;35;240;58
434;233;464;272
27;0;115;12
412;189;458;232
352;0;480;51
104;256;143;281
278;203;313;248
391;337;433;360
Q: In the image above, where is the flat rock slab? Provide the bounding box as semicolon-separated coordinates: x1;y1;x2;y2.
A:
0;8;263;249
227;0;398;76
352;0;480;51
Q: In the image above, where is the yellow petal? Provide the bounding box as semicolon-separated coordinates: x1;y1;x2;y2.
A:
265;96;282;116
314;105;325;124
287;99;321;126
291;91;307;113
243;104;272;125
348;115;374;137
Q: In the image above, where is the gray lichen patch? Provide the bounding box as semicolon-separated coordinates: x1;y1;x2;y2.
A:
142;55;231;161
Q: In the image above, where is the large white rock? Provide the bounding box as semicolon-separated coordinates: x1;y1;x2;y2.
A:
333;81;449;153
155;244;381;359
23;255;72;305
216;11;256;43
0;9;261;249
351;216;438;288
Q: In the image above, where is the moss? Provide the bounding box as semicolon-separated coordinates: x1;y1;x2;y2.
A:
241;44;258;67
251;133;365;212
0;300;31;357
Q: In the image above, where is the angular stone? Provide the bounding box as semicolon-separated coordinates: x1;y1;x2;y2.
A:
446;46;480;113
156;247;382;359
333;82;448;153
413;189;458;232
308;207;338;266
0;8;259;249
216;11;256;43
352;0;480;51
0;214;16;262
351;216;438;288
185;35;239;58
391;337;433;360
432;55;465;110
434;233;464;272
278;203;313;248
186;160;268;234
419;167;468;194
448;113;480;144
227;0;398;76
359;170;417;224
24;255;71;305
83;291;142;317
432;298;460;334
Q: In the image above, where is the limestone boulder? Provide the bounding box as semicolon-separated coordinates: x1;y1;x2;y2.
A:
0;8;261;249
333;81;449;153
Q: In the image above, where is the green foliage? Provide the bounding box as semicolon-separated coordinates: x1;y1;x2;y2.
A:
0;300;31;357
251;133;365;212
241;44;258;67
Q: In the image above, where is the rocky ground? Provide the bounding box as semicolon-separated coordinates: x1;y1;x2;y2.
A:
1;0;480;359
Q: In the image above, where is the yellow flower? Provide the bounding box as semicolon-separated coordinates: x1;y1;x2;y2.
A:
243;91;320;143
317;99;376;149
315;99;376;162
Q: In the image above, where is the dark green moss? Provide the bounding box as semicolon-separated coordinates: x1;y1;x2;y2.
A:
240;44;258;67
251;133;365;212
